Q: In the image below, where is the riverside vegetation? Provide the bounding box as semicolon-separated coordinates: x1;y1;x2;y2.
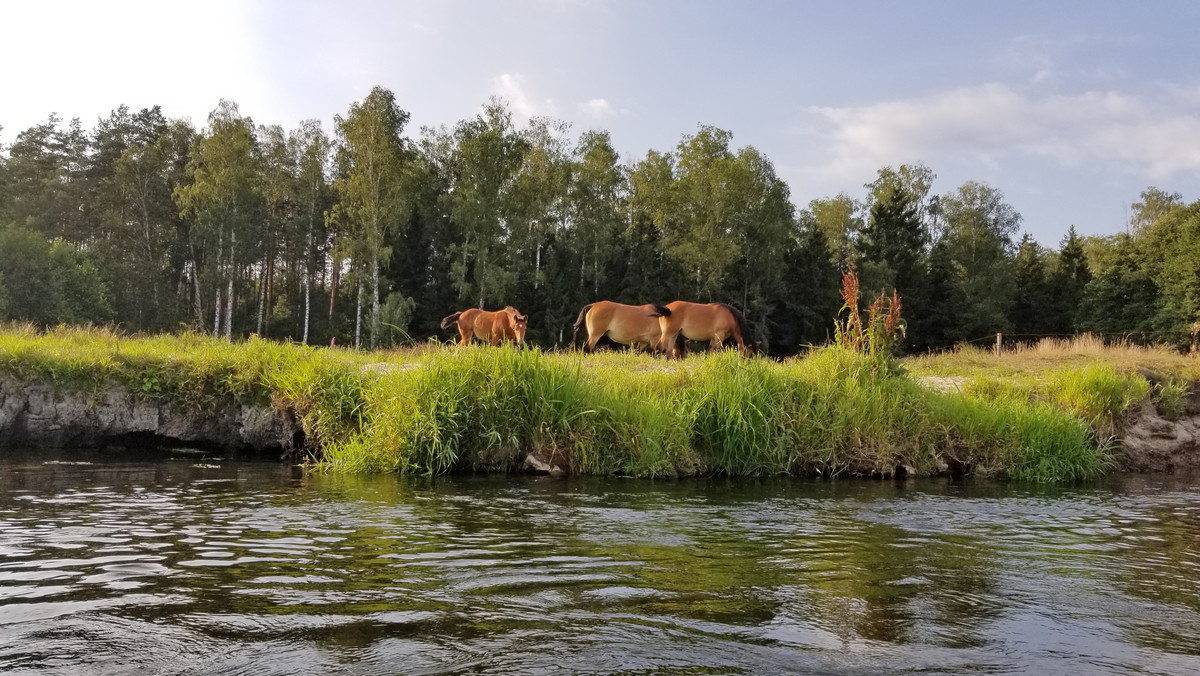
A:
3;317;1194;483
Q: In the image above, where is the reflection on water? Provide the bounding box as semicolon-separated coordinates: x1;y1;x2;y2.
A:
1;450;1199;674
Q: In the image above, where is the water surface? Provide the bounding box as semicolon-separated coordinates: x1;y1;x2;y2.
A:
1;450;1198;674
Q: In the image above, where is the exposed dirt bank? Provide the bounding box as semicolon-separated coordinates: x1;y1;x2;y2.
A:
3;373;1199;475
0;377;303;459
1116;388;1200;473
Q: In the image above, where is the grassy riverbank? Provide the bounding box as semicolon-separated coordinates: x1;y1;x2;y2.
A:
1;326;1194;481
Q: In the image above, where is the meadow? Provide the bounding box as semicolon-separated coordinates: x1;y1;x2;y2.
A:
3;325;1193;482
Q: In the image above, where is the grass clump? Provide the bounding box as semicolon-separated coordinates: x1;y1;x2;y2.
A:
1045;364;1149;435
1152;377;1193;419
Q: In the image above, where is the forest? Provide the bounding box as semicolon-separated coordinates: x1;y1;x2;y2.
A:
0;85;1197;355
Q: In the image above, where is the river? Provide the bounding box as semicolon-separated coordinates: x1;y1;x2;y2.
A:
1;449;1198;674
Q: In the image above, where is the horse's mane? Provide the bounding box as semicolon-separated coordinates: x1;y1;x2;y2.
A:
716;303;752;342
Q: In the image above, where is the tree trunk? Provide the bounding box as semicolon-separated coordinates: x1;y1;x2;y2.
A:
189;256;205;332
213;287;222;339
302;227;313;345
256;260;267;336
371;255;380;350
225;231;236;340
329;261;339;319
354;277;363;350
264;254;273;338
212;229;224;338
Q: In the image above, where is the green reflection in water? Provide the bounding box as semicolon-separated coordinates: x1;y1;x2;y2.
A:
2;459;1200;674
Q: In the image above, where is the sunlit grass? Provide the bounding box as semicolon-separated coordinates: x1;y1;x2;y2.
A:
909;334;1200;379
2;325;1192;482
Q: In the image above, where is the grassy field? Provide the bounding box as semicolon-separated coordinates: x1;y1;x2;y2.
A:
1;325;1194;482
908;336;1199;431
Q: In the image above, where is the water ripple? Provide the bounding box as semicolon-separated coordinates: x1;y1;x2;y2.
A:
0;463;1199;674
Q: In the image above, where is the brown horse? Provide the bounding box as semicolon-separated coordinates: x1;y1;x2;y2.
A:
653;301;755;357
440;306;529;346
572;301;671;353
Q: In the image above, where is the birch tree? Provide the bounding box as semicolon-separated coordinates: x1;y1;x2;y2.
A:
334;86;410;349
292;120;333;344
174;100;261;338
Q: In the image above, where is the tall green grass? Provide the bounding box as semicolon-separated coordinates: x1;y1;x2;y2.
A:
0;325;1175;482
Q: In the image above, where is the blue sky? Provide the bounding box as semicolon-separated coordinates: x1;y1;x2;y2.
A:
3;0;1198;245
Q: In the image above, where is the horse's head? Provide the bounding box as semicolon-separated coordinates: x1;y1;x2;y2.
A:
508;308;529;344
741;339;763;357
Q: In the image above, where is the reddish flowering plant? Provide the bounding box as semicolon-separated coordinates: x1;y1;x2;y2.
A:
834;269;906;372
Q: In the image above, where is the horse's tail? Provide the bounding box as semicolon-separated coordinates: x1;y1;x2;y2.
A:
650;304;672;317
439;311;463;330
571;304;593;348
717;303;752;345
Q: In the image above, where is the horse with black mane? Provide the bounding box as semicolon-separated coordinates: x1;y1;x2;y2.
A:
652;301;756;358
440;306;529;346
572;300;682;354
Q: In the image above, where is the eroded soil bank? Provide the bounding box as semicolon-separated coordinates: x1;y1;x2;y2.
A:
0;377;303;459
1116;389;1200;473
3;374;1199;476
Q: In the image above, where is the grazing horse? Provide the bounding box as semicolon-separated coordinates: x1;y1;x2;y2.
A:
572;301;671;353
653;301;756;357
440;306;529;346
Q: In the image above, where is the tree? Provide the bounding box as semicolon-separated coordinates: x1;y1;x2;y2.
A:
806;193;862;267
568;129;625;299
89;106;184;330
764;225;840;354
334;86;412;349
291;120;334;344
1076;233;1157;339
857;164;933;349
1051;226;1091;333
0;224;112;325
4;115;80;238
858;164;933;292
1009;234;1057;337
917;239;964;350
1129;187;1182;235
509;117;572;343
724;145;797;339
1146;203;1200;347
665;126;744;299
938;181;1020;340
439;99;528;310
625;149;682;302
174;101;263;339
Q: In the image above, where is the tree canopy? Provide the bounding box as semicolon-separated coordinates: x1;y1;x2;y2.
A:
2;89;1198;353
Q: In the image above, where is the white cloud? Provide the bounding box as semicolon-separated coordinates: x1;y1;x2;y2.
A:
490;74;557;121
578;98;617;120
806;83;1200;182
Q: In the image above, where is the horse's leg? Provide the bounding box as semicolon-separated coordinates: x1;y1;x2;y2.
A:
654;320;675;357
661;332;681;358
729;327;750;356
458;324;470;346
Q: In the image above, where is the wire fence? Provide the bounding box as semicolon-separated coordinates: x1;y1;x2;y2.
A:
957;330;1177;347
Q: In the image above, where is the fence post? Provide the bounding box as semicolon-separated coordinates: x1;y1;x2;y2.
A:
995;332;1002;357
